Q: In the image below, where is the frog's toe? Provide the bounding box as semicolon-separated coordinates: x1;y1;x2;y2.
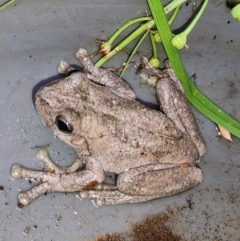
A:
35;149;83;174
57;60;71;75
10;164;24;179
35;149;64;174
10;164;47;181
75;48;88;60
64;158;84;172
17;182;52;208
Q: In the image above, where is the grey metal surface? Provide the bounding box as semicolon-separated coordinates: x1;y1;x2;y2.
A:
0;0;239;240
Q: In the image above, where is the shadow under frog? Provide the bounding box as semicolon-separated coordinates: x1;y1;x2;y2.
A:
11;48;206;207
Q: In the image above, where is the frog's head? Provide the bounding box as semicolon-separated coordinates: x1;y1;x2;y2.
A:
34;73;90;156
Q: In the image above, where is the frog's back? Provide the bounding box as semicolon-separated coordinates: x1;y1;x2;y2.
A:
78;78;200;173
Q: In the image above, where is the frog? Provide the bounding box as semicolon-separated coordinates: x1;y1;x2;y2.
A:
11;48;206;207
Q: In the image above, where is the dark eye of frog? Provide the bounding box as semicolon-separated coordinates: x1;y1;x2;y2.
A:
55;116;73;133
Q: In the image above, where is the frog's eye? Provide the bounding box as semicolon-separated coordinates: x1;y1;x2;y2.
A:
55;116;73;133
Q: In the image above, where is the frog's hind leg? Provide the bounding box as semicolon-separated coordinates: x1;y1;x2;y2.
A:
80;163;203;205
79;182;158;205
141;55;206;156
79;189;160;205
156;75;206;156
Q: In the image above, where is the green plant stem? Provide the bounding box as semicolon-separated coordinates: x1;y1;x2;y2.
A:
120;3;180;74
168;4;181;26
164;0;186;13
0;0;15;10
95;0;186;67
150;33;158;58
120;31;149;78
108;17;150;45
184;0;208;36
147;0;240;138
95;20;155;67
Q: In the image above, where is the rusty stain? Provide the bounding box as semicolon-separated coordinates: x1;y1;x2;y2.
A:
179;163;190;168
82;180;99;191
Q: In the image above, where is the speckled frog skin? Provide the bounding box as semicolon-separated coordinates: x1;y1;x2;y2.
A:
11;48;206;207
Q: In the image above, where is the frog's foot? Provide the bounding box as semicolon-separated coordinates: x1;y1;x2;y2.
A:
11;149;83;207
75;48;136;100
140;54;168;78
11;150;104;208
80;163;203;205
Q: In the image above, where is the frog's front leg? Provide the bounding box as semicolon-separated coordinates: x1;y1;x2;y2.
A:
11;150;104;207
80;163;203;205
75;48;136;100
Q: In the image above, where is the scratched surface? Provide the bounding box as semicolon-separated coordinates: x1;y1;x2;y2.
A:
0;0;239;240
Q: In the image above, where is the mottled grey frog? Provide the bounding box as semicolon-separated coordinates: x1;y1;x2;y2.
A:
11;48;206;207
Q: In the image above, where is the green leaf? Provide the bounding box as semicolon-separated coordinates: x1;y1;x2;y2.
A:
147;0;240;138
